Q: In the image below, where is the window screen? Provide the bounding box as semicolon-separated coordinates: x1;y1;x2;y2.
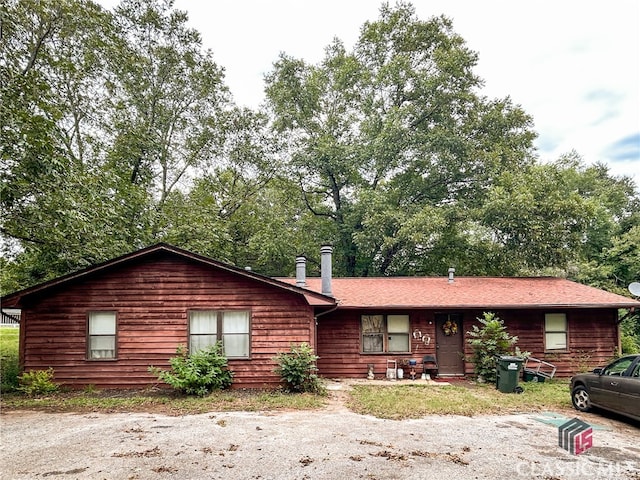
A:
222;311;250;358
361;314;410;353
544;313;567;350
362;315;384;353
189;311;217;354
387;315;410;352
88;311;116;359
189;310;250;358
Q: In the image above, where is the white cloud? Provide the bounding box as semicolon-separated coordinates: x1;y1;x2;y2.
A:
422;0;640;184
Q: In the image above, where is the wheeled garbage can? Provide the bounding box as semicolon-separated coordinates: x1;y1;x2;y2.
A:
496;356;524;393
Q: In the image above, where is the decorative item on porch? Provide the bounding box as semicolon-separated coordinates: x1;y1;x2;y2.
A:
408;359;418;380
367;364;375;380
442;319;458;336
413;329;431;345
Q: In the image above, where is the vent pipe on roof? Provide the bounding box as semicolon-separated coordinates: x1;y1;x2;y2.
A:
320;245;333;297
448;267;455;283
295;255;307;287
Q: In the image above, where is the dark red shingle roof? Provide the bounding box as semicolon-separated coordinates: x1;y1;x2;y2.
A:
278;277;639;309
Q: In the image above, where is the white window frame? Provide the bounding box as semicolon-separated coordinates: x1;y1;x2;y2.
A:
189;310;250;358
361;314;410;354
544;313;568;351
88;311;117;360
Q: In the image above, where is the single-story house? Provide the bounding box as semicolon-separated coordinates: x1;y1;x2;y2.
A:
2;243;638;389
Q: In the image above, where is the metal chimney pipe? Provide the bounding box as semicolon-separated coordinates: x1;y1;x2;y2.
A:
295;255;307;287
448;267;455;283
320;245;333;296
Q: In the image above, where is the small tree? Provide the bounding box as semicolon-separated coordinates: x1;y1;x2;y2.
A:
466;312;519;383
273;343;324;394
149;344;233;396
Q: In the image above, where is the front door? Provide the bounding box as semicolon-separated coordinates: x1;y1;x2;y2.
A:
435;313;465;375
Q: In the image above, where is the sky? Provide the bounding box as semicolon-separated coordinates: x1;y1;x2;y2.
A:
100;0;640;189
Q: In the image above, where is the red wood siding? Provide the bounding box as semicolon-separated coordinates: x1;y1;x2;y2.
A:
20;255;315;389
489;309;620;377
316;310;439;379
317;308;620;379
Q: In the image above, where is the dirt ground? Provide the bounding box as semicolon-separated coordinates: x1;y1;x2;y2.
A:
1;382;639;480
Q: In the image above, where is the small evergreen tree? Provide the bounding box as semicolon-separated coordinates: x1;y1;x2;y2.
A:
466;312;519;383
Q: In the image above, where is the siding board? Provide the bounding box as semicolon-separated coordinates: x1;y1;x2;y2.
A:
316;308;620;379
21;254;314;389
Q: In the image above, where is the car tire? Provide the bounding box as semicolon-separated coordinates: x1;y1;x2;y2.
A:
571;385;591;412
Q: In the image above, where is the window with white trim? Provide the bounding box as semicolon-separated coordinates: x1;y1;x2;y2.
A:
361;314;410;353
544;313;567;350
88;311;116;359
189;310;250;358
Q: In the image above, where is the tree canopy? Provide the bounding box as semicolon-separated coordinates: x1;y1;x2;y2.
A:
2;0;639;311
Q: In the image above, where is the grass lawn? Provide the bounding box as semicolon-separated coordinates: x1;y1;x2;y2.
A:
1;378;572;418
347;380;573;419
0;387;326;415
1;328;572;418
0;327;20;391
0;326;19;354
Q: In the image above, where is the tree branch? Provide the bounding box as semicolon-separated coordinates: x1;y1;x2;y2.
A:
299;180;335;219
0;227;46;245
22;9;60;75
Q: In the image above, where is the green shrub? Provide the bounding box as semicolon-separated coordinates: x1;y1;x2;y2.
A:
149;344;233;396
620;315;639;354
17;368;60;396
1;356;20;392
273;343;324;394
83;384;99;394
621;333;639;354
466;312;519;383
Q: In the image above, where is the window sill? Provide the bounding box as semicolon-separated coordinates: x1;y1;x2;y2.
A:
361;352;412;355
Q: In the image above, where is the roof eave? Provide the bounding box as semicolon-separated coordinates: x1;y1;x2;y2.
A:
334;303;638;309
0;243;336;308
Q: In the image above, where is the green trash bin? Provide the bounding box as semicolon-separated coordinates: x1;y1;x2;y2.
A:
496;356;524;393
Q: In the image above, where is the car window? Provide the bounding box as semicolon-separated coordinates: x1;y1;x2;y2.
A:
631;362;640;378
602;358;633;376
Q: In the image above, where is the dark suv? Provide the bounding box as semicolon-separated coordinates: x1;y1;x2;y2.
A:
570;354;640;422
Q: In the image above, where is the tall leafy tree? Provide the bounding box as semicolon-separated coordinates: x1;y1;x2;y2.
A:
105;0;231;239
479;153;639;275
1;0;234;287
158;107;313;274
3;0;638;296
1;0;124;285
265;2;536;275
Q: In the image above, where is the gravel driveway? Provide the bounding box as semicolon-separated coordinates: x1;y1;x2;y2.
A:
2;386;639;480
